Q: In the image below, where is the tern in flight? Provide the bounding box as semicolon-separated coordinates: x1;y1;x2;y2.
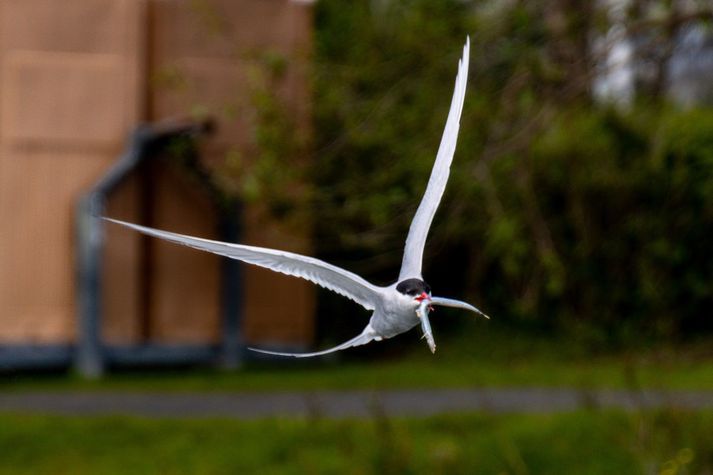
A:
105;37;488;357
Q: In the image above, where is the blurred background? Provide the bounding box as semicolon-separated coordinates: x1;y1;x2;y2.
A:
0;0;712;473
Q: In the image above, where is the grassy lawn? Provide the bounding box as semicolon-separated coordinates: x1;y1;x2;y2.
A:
2;328;712;392
0;409;710;474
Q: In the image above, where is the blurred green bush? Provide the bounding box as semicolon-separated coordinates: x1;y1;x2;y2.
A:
308;0;713;345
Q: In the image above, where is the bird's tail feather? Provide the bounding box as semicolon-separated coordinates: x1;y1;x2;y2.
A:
249;327;375;358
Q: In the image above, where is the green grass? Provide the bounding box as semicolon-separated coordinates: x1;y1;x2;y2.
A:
3;328;713;392
0;410;710;474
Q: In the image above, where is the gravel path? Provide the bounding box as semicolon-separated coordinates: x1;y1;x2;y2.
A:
1;388;712;419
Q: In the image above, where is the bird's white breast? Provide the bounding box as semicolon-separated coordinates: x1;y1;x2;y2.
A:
369;290;421;338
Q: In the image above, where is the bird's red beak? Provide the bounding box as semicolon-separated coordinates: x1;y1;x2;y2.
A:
415;292;434;311
415;292;430;302
416;292;433;312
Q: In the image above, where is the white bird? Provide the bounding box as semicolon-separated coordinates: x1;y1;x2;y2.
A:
105;37;488;357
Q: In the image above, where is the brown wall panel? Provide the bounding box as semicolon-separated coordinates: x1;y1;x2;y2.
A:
0;0;315;348
0;0;144;344
151;58;253;149
151;0;305;59
149;0;315;347
0;152;113;342
102;174;142;345
1;52;129;147
1;0;133;54
148;166;221;344
242;204;315;344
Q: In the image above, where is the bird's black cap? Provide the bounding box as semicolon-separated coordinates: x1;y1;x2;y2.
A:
396;278;431;296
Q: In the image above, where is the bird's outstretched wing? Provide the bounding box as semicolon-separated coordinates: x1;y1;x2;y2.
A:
249;326;375;358
399;37;470;281
104;218;383;310
430;296;489;319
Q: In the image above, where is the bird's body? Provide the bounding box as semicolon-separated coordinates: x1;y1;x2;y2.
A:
372;282;423;338
105;37;488;357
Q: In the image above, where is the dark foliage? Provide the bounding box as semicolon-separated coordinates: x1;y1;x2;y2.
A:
310;0;713;345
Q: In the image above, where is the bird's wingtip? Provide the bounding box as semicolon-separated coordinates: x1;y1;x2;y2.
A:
472;307;490;320
247;347;301;358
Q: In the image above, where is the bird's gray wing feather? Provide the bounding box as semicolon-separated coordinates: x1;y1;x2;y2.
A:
104;218;382;310
248;328;375;358
399;37;470;280
430;296;489;319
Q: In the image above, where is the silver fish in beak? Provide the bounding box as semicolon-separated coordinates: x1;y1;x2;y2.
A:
416;298;436;353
